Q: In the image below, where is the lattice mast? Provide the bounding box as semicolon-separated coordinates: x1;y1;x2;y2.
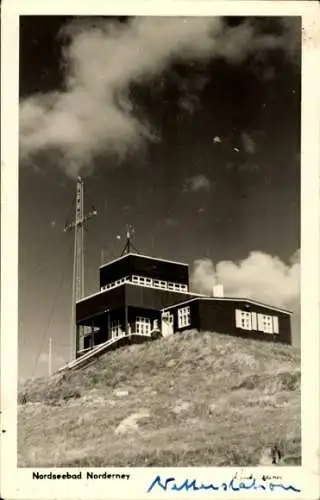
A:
64;176;97;361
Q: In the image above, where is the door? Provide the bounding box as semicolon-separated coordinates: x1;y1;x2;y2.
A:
161;311;174;337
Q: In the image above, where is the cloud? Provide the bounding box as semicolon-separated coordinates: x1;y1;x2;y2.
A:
185;174;211;192
20;17;299;177
241;132;256;155
191;250;300;310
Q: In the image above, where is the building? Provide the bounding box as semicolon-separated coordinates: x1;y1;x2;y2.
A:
161;297;291;344
74;251;292;364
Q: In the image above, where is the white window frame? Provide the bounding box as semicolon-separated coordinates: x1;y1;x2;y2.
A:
103;275;188;293
111;320;122;338
178;306;191;328
235;309;252;331
136;316;151;335
257;313;280;334
261;314;273;334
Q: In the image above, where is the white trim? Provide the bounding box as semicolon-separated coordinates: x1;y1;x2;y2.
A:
99;252;189;269
77;282;204;304
235;309;242;328
273;316;279;334
251;312;258;330
77;286;292;315
162;296;292;315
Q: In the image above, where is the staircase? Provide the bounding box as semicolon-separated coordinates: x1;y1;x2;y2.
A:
58;335;126;372
58;330;157;373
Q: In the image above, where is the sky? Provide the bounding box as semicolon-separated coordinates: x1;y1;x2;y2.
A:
18;15;301;381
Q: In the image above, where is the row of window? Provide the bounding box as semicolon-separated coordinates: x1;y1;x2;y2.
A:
109;306;192;339
110;317;160;337
162;307;191;329
81;308;279;343
100;275;188;293
235;309;279;334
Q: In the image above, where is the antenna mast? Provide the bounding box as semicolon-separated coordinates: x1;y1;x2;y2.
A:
64;176;97;361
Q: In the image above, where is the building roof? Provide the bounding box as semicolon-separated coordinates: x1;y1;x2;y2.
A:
161;296;292;315
99;252;189;270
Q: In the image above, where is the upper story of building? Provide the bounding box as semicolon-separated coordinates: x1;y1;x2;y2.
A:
99;253;190;294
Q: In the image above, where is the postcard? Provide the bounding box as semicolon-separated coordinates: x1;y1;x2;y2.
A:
1;0;319;499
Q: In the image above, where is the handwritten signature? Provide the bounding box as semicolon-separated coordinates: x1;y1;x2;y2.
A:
147;474;301;493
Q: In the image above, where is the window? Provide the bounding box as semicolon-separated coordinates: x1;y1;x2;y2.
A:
160;281;167;289
153;280;161;288
236;310;280;334
145;278;152;287
132;275;139;284
178;306;191;328
181;284;188;292
111;320;122;338
168;283;174;291
241;311;252;330
235;309;252;330
263;315;273;334
258;314;276;334
136;316;151;335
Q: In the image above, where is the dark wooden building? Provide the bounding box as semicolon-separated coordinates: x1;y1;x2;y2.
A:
75;252;292;359
161;297;292;345
75;253;203;357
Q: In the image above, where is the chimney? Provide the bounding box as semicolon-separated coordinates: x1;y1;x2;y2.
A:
213;284;224;298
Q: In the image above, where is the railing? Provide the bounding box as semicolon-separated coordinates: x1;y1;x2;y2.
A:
58;336;124;372
58;329;157;373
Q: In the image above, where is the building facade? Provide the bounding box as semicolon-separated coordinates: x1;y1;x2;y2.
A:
75;252;292;359
161;297;291;344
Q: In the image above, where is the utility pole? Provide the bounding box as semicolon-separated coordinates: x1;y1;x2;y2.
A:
64;176;97;361
48;337;52;377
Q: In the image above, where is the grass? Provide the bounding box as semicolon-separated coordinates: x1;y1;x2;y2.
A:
18;330;301;467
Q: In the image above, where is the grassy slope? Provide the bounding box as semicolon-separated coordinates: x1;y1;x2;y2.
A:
18;330;301;467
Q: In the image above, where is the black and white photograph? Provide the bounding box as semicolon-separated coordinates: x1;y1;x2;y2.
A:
17;13;302;468
1;2;320;498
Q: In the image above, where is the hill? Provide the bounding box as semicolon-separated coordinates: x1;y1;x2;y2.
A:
18;330;301;467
